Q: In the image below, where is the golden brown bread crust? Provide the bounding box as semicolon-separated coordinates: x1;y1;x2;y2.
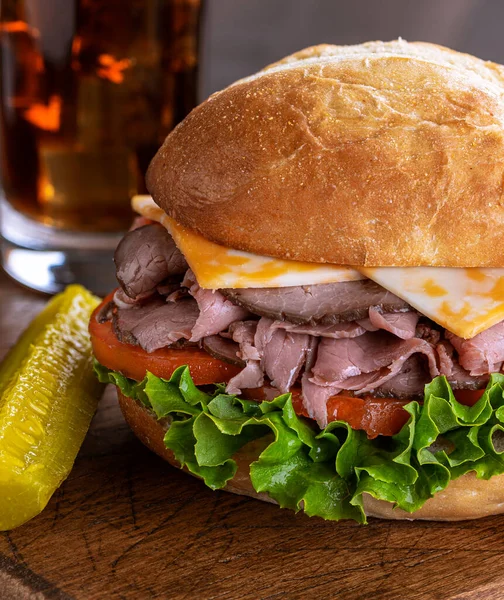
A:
117;389;504;521
147;39;504;267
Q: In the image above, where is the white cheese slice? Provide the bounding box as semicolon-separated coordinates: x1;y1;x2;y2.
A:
360;266;504;339
131;195;365;289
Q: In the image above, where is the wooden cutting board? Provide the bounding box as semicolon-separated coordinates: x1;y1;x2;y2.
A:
1;269;504;600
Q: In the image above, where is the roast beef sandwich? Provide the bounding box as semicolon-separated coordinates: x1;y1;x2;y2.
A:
90;39;504;522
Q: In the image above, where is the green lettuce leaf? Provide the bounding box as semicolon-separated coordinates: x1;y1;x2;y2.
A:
95;361;504;523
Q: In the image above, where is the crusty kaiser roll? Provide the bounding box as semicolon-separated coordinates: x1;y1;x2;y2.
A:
118;392;504;521
147;39;504;267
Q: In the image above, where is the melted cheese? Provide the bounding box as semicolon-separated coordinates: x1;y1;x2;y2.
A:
131;195;365;289
131;195;504;339
360;267;504;339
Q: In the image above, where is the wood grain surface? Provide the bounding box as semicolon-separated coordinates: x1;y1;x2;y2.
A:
2;269;504;600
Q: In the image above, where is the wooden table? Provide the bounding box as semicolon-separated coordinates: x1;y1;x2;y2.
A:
1;269;504;600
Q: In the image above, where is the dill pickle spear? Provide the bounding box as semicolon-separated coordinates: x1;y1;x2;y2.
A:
0;285;104;531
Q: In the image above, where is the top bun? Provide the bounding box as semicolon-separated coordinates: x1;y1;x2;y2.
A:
147;40;504;267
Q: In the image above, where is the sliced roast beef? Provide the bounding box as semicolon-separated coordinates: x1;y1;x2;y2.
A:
447;323;504;376
226;361;264;395
165;287;189;303
221;280;409;325
202;335;245;367
183;270;250;342
368;308;419;340
375;356;429;398
310;333;439;392
225;321;263;394
190;286;248;341
432;340;490;389
226;317;312;395
271;311;417;340
113;296;166;344
114;297;199;352
302;355;430;428
261;327;311;393
270;320;369;339
301;335;439;427
114;223;188;300
301;349;491;429
301;373;340;428
253;317;313;393
157;281;184;297
436;340;455;376
113;288;138;309
225;320;268;395
446;361;489;390
305;336;319;373
230;321;261;361
416;322;441;345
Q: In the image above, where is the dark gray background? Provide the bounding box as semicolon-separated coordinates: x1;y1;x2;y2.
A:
201;0;504;98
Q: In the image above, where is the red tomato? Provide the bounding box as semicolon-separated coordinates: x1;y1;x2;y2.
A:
245;387;409;438
287;389;408;438
453;389;485;406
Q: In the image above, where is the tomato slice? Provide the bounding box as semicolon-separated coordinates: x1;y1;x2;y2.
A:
255;388;409;438
242;387;408;438
328;396;410;438
453;388;485;406
89;295;242;384
90;296;489;439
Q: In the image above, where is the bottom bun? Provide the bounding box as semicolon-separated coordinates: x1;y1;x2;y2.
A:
117;389;504;521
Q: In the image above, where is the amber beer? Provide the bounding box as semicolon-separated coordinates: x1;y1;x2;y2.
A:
0;0;202;233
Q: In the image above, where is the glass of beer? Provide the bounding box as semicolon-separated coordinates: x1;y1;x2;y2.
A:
0;0;202;294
